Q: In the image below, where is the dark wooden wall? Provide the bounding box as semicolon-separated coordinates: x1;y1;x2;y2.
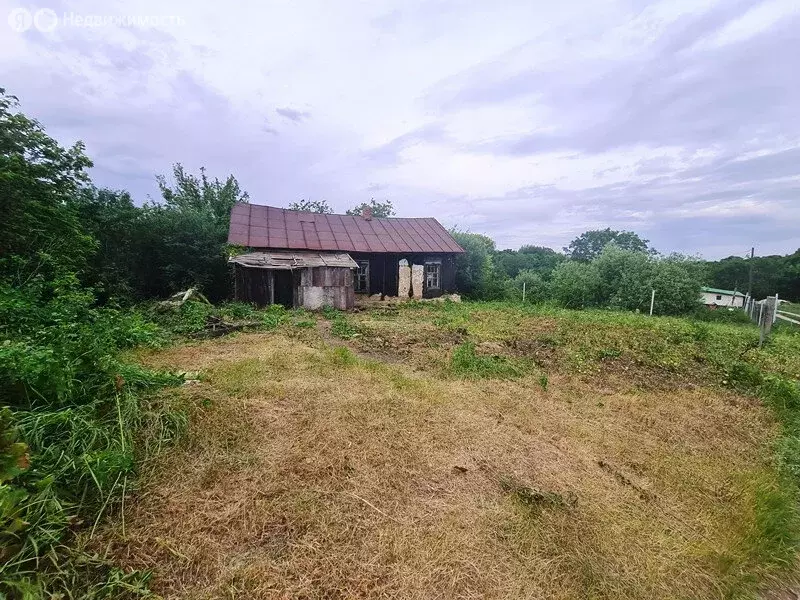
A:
234;264;272;306
349;252;458;298
235;254;459;307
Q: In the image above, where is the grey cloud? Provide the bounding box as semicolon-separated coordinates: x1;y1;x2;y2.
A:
435;2;799;156
451;146;800;257
3;0;798;258
363;123;447;164
1;33;329;205
275;107;311;122
684;147;800;184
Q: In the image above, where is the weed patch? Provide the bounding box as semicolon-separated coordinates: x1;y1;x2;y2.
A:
261;304;287;330
450;341;529;379
323;306;360;340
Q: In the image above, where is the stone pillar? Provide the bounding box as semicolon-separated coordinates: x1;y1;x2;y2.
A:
411;264;424;299
398;259;411;298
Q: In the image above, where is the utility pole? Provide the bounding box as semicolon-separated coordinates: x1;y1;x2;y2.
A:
747;247;754;297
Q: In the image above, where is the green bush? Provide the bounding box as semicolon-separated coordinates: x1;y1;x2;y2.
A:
550;261;602;309
505;270;550;303
218;301;257;321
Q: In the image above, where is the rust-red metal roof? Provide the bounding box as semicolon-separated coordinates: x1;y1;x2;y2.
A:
228;203;465;254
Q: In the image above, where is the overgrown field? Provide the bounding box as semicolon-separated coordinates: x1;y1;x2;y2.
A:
95;301;800;599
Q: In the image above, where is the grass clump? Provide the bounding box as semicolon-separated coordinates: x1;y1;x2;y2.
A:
323;305;360;340
331;316;359;340
261;304;287;330
450;341;528;379
500;476;577;513
327;346;358;367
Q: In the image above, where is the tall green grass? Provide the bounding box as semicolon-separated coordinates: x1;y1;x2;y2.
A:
1;279;184;598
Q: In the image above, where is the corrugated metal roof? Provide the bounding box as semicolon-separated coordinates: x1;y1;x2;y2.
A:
228;203;465;254
229;251;358;270
702;287;746;297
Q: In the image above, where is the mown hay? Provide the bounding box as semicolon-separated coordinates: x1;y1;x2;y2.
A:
100;330;788;599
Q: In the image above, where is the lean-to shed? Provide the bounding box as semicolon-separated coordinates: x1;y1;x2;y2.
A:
229;251;358;310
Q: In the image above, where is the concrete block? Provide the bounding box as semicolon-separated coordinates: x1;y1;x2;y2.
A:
303;286;325;310
411;264;424;299
398;260;411;298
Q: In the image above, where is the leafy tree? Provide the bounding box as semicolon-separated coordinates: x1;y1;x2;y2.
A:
494;245;564;279
289;198;332;214
346;198;395;218
157;164;248;223
564;228;652;262
651;256;704;315
550;261;602;308
71;187;140;301
0;88;179;597
593;245;654;310
705;252;800;301
136;164;249;302
0;88;94;280
451;231;494;298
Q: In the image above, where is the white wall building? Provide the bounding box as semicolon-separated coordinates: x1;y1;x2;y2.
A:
701;287;746;308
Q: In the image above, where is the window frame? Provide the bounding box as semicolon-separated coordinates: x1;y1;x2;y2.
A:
424;260;441;290
354;260;370;293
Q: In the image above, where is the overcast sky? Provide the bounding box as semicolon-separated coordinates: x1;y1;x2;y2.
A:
2;0;799;258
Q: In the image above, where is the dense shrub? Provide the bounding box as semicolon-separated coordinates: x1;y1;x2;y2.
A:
512;245;704;314
505;270;550;304
550;261;603;308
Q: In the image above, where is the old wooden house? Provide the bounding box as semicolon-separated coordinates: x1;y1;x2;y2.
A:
227;203;464;310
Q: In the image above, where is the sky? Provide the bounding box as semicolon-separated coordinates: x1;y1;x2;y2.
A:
2;0;799;258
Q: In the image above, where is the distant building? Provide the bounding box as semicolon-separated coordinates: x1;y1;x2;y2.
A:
701;287;746;308
226;203;464;310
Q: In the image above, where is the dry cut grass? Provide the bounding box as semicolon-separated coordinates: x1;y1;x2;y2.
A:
101;331;787;599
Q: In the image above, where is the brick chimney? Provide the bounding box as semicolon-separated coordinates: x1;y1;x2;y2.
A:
361;206;373;220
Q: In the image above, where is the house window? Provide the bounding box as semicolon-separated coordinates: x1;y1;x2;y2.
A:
354;260;369;293
425;261;441;290
716;295;722;301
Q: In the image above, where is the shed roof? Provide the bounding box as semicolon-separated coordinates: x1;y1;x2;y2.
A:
229;251;358;270
228;203;464;254
702;287;746;297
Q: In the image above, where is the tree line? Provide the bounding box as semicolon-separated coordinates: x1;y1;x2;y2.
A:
451;228;800;310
